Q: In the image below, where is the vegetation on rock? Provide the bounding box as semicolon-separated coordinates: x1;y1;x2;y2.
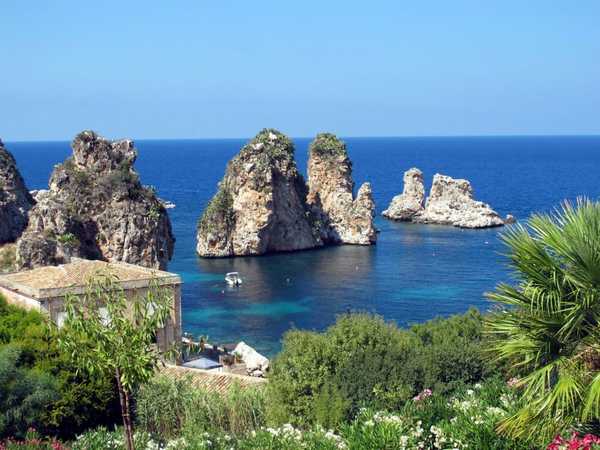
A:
309;132;348;158
197;185;234;235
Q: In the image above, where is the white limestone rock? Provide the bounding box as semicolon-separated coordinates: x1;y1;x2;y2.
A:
382;168;425;221
416;174;504;228
233;341;269;373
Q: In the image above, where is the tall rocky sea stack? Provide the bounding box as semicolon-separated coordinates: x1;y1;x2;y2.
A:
196;129;320;257
16;131;175;270
0;140;34;243
307;133;376;245
196;129;376;258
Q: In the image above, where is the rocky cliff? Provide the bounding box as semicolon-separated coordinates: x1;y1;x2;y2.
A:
196;130;376;257
306;133;376;245
383;169;507;228
196;129;321;257
382;168;425;221
0;140;34;244
16;131;174;270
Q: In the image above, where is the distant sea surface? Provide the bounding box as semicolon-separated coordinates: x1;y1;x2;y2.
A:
8;136;600;355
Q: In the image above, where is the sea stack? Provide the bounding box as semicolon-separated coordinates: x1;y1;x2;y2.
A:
306;133;376;245
196;130;377;257
196;129;321;257
383;169;507;228
16;131;175;270
382;168;425;221
416;174;505;228
0;139;34;244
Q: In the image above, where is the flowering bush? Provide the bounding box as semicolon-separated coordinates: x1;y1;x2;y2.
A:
0;429;67;450
8;378;530;449
547;433;600;450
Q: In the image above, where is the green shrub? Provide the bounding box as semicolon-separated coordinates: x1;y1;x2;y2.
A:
135;375;188;439
410;308;494;394
268;310;494;428
0;295;120;439
267;330;334;426
135;375;267;440
312;382;350;430
0;346;58;438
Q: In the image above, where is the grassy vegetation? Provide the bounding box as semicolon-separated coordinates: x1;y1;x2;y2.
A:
197;186;234;235
309;133;347;158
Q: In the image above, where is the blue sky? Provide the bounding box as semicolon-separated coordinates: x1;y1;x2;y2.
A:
2;1;599;141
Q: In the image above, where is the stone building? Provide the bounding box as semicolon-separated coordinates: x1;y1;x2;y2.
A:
0;258;181;352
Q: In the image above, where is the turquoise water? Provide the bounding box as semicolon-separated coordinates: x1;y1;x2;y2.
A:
8;136;600;355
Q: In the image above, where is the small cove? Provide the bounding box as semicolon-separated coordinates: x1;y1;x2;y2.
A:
9;135;600;355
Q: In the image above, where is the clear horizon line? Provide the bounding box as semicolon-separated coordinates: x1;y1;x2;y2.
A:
5;132;600;144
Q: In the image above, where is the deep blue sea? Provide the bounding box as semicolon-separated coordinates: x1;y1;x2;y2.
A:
7;136;600;355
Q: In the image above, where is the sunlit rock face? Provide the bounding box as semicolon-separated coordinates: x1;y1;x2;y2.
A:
0;139;34;244
384;170;507;229
196;129;321;257
382;168;425;221
16;131;174;270
306;133;376;245
196;130;377;258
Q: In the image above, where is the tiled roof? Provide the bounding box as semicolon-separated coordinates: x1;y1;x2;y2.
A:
159;364;267;394
0;258;180;299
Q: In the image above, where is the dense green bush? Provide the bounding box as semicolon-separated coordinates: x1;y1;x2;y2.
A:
0;346;58;438
410;308;494;393
268;309;495;427
0;295;120;439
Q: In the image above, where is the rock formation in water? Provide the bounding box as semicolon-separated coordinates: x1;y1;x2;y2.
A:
196;129;321;257
306;133;376;245
416;174;505;228
16;131;174;270
196;129;376;257
383;170;508;228
382;168;425;221
0;140;35;244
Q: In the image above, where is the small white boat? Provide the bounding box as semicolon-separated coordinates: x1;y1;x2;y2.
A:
225;272;242;286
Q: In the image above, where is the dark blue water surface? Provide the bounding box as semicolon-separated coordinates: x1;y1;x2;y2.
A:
7;136;600;355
